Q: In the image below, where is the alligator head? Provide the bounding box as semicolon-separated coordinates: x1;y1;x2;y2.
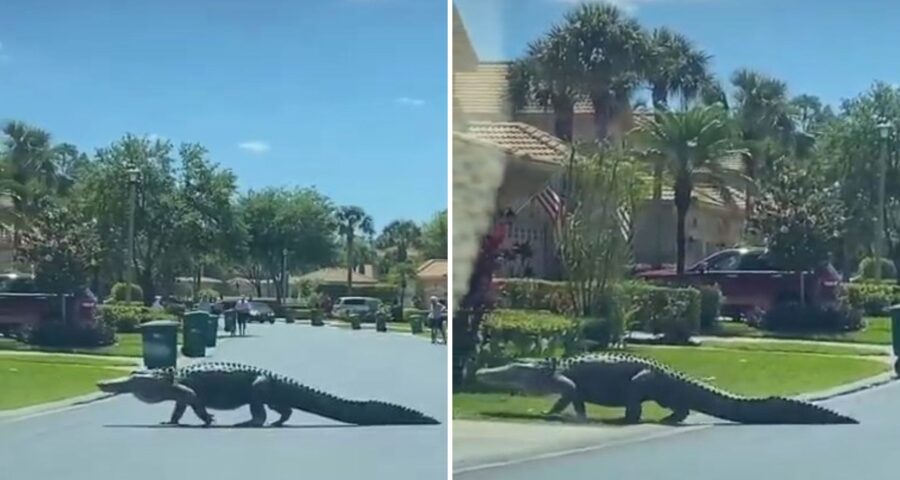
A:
475;358;565;395
96;369;177;404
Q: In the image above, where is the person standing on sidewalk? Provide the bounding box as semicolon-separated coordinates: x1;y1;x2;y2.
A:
235;296;250;336
428;296;446;344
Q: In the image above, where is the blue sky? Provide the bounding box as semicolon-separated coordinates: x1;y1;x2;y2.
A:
455;0;900;108
0;0;447;231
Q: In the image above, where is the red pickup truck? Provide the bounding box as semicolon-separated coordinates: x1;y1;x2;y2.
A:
635;248;843;321
0;273;98;337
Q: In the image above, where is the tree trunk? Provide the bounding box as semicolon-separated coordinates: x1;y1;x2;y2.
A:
590;95;612;143
399;275;407;312
651;84;668;112
554;107;575;142
674;177;692;275
346;234;354;296
652;159;664;267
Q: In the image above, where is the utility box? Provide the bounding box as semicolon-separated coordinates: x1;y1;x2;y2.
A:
138;320;180;369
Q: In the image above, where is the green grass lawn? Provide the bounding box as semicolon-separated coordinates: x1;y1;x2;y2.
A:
708;317;892;345
454;344;890;424
0;354;131;410
0;333;145;357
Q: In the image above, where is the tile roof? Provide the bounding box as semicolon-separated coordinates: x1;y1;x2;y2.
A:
416;259;447;280
457;121;571;164
297;267;379;285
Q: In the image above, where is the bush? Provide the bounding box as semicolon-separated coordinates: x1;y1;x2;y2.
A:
580;318;614;350
478;309;580;367
315;283;397;303
110;283;144;303
21;321;115;348
618;281;701;343
493;279;575;314
761;301;863;332
698;285;722;330
164;303;186;319
99;304;175;333
196;288;220;300
845;283;900;316
858;257;897;280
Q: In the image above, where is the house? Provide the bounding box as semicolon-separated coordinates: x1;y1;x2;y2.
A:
416;259;448;301
452;4;746;275
297;266;379;287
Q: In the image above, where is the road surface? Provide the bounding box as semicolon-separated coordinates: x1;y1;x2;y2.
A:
456;380;900;479
0;322;447;480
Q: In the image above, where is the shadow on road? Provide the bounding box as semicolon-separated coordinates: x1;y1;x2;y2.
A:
480;412;733;427
103;423;362;429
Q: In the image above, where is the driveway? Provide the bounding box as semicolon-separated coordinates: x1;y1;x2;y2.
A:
455;379;899;479
0;322;447;480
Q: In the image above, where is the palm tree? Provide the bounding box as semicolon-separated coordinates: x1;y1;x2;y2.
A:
1;121;63;251
377;220;422;313
508;32;582;141
336;206;374;295
558;3;647;142
635;105;753;274
730;69;796;214
644;27;713;112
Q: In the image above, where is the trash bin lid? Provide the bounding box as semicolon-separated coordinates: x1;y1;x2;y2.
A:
139;320;181;328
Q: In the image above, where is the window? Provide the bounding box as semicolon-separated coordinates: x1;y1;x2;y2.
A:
738;251;774;270
706;252;740;271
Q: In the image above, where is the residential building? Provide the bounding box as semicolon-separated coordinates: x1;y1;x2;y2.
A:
416;259;448;300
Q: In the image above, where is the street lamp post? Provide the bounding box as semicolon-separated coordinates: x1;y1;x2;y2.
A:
876;121;892;281
125;167;140;303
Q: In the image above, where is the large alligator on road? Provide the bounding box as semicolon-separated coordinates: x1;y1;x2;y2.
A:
475;353;858;425
97;362;440;427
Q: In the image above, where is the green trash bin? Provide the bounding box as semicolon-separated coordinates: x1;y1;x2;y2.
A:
205;312;218;348
182;311;208;358
138;320;180;369
224;309;237;335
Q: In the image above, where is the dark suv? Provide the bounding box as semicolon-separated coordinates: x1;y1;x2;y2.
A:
636;247;843;320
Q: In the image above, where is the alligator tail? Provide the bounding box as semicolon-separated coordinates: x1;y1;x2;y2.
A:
277;379;440;426
676;376;858;425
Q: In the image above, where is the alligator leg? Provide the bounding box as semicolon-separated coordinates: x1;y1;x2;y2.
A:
234;376;268;427
623;369;654;424
161;384;214;426
660;408;690;425
543;374;583;421
545;395;572;416
268;404;292;427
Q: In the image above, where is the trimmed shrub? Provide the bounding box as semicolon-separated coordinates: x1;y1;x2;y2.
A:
164;303;186;319
99;304;175;333
478;309;581;367
316;283;397;303
492;279;574;314
110;283;144;303
619;281;701;344
698;284;723;330
21;321;115;348
196;288;220;300
845;283;900;316
761;301;863;332
858;257;897;280
580;318;614;350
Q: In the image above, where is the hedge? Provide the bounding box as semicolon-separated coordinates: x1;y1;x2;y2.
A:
478;309;581;367
109;283;144;303
315;283;397;303
845;282;900;316
99;304;176;333
494;278;702;343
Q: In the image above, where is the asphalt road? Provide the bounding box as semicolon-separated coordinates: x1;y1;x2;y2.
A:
0;322;447;480
457;380;900;479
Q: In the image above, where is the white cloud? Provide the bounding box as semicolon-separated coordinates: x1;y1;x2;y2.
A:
395;97;426;107
238;141;271;154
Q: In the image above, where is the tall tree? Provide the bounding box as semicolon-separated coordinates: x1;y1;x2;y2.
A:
377;220;422;312
636;105;753;273
420;209;448;259
644;27;713;112
559;3;647;142
336;206;374;295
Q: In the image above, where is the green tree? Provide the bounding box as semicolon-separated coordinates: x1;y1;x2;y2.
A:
636;105;753;273
377;220;422;313
420;209;448;259
237;187;337;301
644;27;712;112
336;206;374;295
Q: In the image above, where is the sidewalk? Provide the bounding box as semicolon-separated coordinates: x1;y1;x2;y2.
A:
453;370;896;473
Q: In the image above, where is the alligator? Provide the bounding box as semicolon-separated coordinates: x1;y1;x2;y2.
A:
475;353;858;425
97;362;440;427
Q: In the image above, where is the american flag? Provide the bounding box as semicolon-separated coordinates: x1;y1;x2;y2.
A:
534;186;563;221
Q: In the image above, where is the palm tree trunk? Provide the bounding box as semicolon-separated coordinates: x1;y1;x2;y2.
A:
590;95;612;143
651;84;668;112
674;177;692;275
346;234;354;295
652;159;664;267
554;106;575;142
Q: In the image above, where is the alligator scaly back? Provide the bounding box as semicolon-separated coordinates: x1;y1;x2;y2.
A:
551;353;858;425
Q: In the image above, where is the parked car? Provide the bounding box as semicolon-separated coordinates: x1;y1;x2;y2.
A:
247;301;276;323
0;273;98;337
635;247;843;321
332;296;381;320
